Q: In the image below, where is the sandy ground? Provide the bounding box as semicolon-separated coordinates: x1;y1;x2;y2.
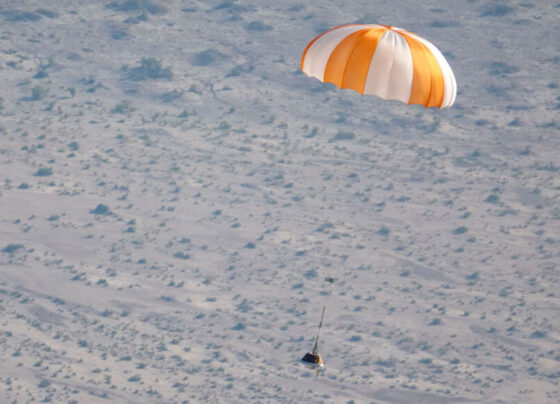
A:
0;1;559;403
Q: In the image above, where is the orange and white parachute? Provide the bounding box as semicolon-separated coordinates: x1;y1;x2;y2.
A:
301;24;457;108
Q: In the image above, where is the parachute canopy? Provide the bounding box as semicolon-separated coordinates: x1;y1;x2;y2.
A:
301;24;457;108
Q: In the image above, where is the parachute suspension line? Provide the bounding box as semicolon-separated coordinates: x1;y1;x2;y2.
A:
312;306;326;354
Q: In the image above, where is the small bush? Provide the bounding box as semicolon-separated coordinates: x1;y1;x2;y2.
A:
107;0;166;15
377;226;390;236
331;131;355;141
33;167;52;177
35;9;59;18
485;194;500;204
160;90;183;103
30;86;46;101
480;4;513;17
90;204;111;215
303;269;317;279
231;322;245;331
33;70;48;79
2;10;42;22
453;226;468;235
123;57;172;81
173;252;190;260
488;62;519;76
38;379;51;388
111;100;133;114
2;244;24;253
530;330;547;339
192;49;225;67
246;21;272;31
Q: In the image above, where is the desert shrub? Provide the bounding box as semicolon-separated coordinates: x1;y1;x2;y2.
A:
107;0;166;15
530;330;547;339
123;57;172;81
226;63;253;77
246;21;272;31
90;204;111;215
484;194;500;204
2;10;42;22
377;226;390;236
111;100;133;114
160;89;183;103
33;70;48;79
488;62;519;76
33;167;52;176
192;49;225;67
173;252;190;260
2;244;24;253
31;86;46;101
213;1;248;13
428;20;459;28
35;9;59;18
331;131;355;141
453;226;468;235
480;4;513;17
38;380;51;388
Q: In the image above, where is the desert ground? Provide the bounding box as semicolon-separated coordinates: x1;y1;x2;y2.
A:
0;1;559;403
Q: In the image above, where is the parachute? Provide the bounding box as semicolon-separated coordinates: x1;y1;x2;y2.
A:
301;24;457;108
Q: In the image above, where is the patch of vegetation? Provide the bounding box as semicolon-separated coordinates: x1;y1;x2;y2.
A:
173;252;190;260
331;131;355;141
2;10;42;22
488;62;519;76
213;1;248;13
122;57;172;81
226;63;254;77
68;141;79;151
530;330;547;339
192;49;226;67
160;89;183;103
33;167;52;177
484;194;500;204
111;100;134;114
428;20;459;28
2;244;24;253
480;4;513;17
33;70;48;79
90;204;111;215
453;226;468;235
107;0;166;15
35;9;59;18
30;86;47;101
377;226;390;236
231;322;246;331
246;21;272;31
